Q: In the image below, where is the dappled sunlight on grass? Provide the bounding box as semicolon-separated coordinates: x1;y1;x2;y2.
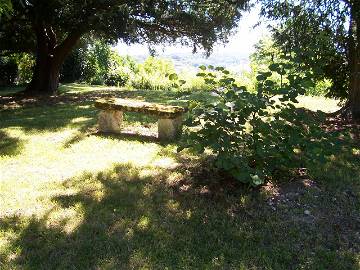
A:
0;129;25;157
0;125;179;218
0;85;359;269
59;83;122;94
2;160;358;269
297;95;341;113
45;203;85;234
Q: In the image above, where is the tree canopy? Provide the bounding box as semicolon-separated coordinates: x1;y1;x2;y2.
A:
259;0;360;118
0;0;12;15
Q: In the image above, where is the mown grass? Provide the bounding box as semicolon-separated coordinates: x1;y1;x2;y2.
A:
0;86;25;96
0;84;359;269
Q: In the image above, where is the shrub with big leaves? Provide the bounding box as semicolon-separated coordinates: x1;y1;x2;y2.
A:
180;60;340;186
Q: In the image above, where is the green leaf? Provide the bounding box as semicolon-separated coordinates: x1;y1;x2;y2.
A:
250;175;264;186
230;169;251;183
260;71;272;78
197;72;206;77
269;63;280;71
169;73;178;81
222;70;230;75
199;65;207;71
204;78;216;84
256;74;267;81
277;69;286;76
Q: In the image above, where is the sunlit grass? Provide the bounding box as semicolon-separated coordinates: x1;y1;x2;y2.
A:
59;83;123;94
0;125;178;218
297;95;341;113
0;84;359;269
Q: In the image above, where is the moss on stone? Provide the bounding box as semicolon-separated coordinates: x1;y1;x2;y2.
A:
95;98;187;119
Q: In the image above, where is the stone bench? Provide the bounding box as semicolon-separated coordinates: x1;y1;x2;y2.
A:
95;98;187;141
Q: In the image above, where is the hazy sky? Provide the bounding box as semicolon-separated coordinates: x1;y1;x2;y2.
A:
115;7;268;59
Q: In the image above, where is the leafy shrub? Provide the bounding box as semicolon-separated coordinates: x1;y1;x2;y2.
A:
306;79;332;97
90;75;105;85
180;61;337;186
0;53;35;86
75;39;113;85
130;57;177;90
5;53;35;85
105;72;129;87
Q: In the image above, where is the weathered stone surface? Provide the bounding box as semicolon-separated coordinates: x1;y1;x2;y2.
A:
95;98;186;119
98;110;123;133
95;98;186;140
158;116;183;141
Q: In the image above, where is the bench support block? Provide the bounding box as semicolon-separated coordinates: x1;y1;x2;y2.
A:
98;110;123;133
158;116;183;141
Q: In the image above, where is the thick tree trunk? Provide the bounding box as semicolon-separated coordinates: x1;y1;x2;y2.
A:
25;56;61;95
349;52;360;119
25;22;81;95
348;4;360;120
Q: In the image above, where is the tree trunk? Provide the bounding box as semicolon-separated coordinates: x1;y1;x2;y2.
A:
349;51;360;119
25;55;61;95
348;4;360;120
25;22;81;95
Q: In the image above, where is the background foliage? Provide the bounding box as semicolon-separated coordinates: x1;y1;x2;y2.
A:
259;0;352;100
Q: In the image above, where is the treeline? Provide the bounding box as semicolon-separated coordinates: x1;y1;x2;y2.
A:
0;39;182;91
1;37;336;97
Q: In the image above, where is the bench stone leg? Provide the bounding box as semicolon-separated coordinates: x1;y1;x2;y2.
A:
158;116;183;141
98;110;123;133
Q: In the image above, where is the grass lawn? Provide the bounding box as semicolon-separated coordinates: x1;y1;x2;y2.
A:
0;84;359;269
0;86;25;97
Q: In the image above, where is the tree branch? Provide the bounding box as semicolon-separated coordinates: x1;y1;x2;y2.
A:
53;30;83;64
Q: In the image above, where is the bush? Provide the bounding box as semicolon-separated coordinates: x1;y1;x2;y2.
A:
130;57;177;90
0;53;34;86
306;79;332;96
16;53;35;84
180;61;338;186
105;72;129;87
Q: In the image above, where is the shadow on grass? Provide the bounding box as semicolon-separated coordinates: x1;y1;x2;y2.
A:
0;86;24;96
1;162;359;270
0;101;176;151
94;132;159;144
0;85;208;146
0;103;158;133
0;87;189;132
0;103;97;132
0;130;24;157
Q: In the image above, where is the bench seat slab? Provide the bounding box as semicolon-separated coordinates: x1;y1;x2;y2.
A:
95;98;186;119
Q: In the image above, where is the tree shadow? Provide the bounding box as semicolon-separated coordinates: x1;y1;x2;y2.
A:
0;102;97;132
0;130;24;156
1;162;359;269
1;87;359;269
94;131;159;144
0;89;182;130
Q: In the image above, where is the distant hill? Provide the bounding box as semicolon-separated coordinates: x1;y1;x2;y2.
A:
127;51;251;74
